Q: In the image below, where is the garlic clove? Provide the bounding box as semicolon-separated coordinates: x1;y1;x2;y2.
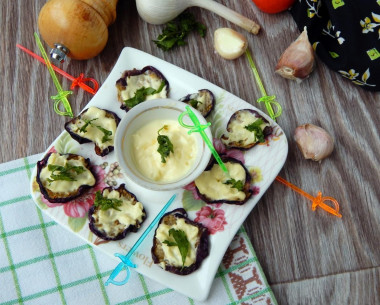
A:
294;124;334;162
214;28;248;60
275;27;315;83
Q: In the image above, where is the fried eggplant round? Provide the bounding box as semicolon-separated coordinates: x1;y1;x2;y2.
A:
194;156;252;205
179;89;215;117
64;106;121;157
36;152;96;203
88;184;146;241
152;208;209;275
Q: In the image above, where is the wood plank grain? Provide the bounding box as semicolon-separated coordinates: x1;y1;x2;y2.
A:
1;1;379;304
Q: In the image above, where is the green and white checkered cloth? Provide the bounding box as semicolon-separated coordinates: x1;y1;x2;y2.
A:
0;154;277;305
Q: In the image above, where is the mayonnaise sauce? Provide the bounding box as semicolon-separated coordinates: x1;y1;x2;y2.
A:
131;119;198;183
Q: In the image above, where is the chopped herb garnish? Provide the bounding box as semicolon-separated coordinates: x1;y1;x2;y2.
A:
157;125;174;163
79;118;113;143
94;191;123;211
46;163;85;184
224;178;244;191
153;12;206;51
244;118;265;143
163;228;190;268
123;80;166;109
189;99;201;108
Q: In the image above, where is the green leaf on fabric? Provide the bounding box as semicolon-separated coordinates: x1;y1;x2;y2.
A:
332;0;345;9
362;68;370;82
36;196;48;210
182;190;206;211
68;216;87;232
372;12;380;23
329;51;340;58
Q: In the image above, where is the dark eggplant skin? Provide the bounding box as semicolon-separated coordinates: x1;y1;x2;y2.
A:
88;184;146;241
116;65;170;112
36;152;97;204
151;208;209;275
221;109;273;150
179;89;215;117
64;107;121;157
195;156;253;205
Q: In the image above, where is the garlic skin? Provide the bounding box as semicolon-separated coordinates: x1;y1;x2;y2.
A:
275;27;315;83
214;28;248;60
294;124;334;162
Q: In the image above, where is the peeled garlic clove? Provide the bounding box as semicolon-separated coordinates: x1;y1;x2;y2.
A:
275;27;315;83
294;124;334;162
214;28;248;60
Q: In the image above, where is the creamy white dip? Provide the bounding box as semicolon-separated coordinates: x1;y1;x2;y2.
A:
131;119;198;183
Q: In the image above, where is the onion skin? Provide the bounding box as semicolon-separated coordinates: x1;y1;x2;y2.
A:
294;124;334;162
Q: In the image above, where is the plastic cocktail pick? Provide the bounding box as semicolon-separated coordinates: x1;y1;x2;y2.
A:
105;194;177;286
34;33;73;117
275;176;342;218
178;106;229;175
16;44;99;95
245;49;282;122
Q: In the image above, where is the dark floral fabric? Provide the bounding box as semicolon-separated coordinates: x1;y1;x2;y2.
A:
290;0;380;91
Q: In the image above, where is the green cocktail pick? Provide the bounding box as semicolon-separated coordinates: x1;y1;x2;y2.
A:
34;32;73;117
245;49;282;121
178;106;229;175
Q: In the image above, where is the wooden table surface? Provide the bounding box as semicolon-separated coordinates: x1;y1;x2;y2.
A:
1;1;379;304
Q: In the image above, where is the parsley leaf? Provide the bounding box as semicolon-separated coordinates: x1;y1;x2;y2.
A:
124;81;165;109
157;125;174;163
244;118;265;143
163;228;190;268
94;191;123;211
46;164;85;184
224;178;244;191
79;118;113;143
153;12;206;51
189;99;201;108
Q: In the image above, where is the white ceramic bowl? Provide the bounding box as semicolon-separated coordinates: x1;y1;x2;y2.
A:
115;99;212;191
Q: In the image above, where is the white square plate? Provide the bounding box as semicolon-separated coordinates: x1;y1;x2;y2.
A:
30;47;288;301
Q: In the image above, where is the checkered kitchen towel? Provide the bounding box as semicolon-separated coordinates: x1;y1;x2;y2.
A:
0;154;277;305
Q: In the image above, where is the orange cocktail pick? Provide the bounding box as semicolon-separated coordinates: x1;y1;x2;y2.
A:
275;176;342;218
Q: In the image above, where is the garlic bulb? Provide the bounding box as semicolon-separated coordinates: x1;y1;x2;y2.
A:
294;124;334;162
214;28;248;60
275;27;315;83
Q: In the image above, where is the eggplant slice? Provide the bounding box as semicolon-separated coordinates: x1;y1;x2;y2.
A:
221;109;273;149
179;89;215;117
152;208;209;275
65;106;121;156
194;156;252;205
36;152;96;203
116;66;169;112
88;184;146;241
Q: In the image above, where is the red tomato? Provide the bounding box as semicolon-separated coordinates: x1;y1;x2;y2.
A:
251;0;296;14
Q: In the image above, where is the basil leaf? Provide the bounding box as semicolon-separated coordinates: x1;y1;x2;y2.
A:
157;126;174;163
163;228;190;268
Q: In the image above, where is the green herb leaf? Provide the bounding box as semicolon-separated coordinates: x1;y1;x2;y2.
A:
153;12;206;51
157;125;174;163
224;178;244;191
124;81;165;109
189;99;201;108
163;228;190;268
94;191;123;211
46;163;85;184
95;125;112;143
79;118;98;133
244;118;265;143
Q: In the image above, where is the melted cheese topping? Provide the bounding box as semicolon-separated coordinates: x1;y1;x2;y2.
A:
120;72;167;101
222;111;269;146
156;218;199;267
195;162;246;201
92;189;144;237
39;153;96;194
68;107;117;150
131;119;198;183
